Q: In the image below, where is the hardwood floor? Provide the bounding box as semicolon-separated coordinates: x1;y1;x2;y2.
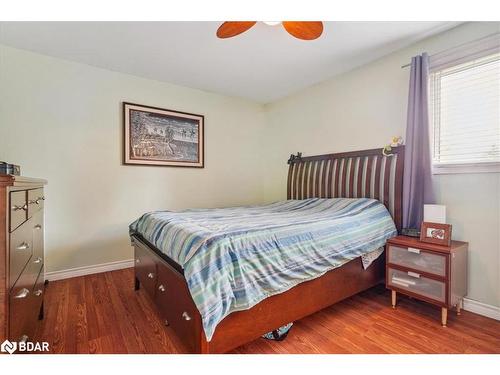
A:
34;268;500;354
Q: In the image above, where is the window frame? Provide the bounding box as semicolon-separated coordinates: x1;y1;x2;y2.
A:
428;33;500;175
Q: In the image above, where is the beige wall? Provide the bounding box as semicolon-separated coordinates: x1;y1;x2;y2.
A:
263;22;500;308
1;22;498;308
0;45;266;272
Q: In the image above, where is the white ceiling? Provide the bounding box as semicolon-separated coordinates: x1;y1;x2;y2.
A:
0;22;460;103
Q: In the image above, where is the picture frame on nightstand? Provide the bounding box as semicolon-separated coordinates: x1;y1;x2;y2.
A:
420;222;452;246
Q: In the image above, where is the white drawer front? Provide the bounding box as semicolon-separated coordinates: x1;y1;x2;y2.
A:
387;267;446;303
10;190;27;231
388;245;446;277
9;220;34;289
27;188;44;218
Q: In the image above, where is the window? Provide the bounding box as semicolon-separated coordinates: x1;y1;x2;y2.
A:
429;43;500;174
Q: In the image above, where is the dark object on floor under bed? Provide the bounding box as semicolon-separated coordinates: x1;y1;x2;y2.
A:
262;323;294;341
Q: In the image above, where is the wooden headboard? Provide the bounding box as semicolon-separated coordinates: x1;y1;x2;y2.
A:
287;146;405;232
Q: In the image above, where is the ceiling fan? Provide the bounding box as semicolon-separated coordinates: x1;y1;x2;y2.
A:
216;21;323;41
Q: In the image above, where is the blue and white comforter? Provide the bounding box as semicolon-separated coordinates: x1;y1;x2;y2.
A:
130;198;397;341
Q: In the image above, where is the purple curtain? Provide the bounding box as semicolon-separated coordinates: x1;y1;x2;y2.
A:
402;53;435;230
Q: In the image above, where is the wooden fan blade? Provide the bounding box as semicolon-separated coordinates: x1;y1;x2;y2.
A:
282;21;323;40
216;22;257;38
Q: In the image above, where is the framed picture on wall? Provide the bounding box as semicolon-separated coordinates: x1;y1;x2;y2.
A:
420;222;452;246
123;102;204;168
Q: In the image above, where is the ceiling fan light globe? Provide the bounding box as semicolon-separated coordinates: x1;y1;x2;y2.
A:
263;21;281;26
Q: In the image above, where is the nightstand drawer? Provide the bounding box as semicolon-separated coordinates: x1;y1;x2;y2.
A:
387;267;446;303
388;245;446;277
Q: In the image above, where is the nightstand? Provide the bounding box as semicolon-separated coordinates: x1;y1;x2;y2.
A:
386;235;468;327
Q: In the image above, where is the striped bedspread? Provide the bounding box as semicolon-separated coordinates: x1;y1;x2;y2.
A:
129;198;397;341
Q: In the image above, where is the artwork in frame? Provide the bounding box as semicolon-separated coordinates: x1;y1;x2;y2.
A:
123;102;204;167
420;222;452;246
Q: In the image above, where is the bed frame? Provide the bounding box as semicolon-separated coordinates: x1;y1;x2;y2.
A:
131;146;405;353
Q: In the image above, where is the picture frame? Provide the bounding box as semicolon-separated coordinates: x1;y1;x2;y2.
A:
123;102;204;168
419;221;452;246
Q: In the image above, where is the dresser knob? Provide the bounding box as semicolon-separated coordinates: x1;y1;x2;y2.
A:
182;311;192;321
14;288;30;299
33;257;43;264
16;242;30;250
158;284;166;292
34;289;43;297
34;224;42;230
147;272;155;279
13;204;27;211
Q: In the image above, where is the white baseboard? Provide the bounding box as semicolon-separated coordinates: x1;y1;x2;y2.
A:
45;259;134;281
463;298;500;321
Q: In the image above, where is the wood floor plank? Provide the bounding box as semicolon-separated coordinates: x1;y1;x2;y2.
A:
33;268;500;354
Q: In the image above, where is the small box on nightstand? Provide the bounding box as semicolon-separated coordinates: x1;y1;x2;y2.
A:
386;235;468;327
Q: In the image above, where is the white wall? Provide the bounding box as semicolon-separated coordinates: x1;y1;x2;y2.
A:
0;45;266;272
263;22;500;308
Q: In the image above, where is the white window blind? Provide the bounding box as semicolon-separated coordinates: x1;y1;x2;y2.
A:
430;51;500;172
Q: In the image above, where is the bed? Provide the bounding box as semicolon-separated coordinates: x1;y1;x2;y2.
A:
129;146;405;353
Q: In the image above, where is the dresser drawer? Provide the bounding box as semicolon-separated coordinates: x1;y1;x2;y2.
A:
134;241;157;299
27;188;45;218
10;190;27;231
155;260;199;353
9;220;34;289
9;264;42;342
388;245;447;277
31;210;44;263
387;267;446;304
32;266;45;318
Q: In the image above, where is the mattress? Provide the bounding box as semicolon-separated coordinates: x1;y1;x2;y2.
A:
130;198;397;341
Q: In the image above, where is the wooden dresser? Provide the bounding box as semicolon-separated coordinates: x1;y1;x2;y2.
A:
386;235;468;327
0;175;47;344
